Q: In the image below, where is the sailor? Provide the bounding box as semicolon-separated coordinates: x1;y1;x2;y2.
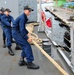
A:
1;8;14;56
0;7;6;48
12;6;39;69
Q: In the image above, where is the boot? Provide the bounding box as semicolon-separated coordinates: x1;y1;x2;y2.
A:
15;44;22;50
8;46;14;56
18;57;27;66
27;62;40;69
12;40;16;43
3;38;6;48
3;43;6;48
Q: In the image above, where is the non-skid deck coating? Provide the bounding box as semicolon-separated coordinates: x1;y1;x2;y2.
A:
0;26;63;75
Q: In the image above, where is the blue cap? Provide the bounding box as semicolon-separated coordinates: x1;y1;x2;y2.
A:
24;6;34;11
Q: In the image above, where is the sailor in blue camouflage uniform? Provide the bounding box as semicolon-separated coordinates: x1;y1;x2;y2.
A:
0;8;6;48
12;6;39;69
1;9;15;56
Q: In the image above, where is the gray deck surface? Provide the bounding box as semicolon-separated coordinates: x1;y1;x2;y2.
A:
0;26;62;75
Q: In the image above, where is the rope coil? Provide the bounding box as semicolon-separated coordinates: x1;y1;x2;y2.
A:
26;23;42;44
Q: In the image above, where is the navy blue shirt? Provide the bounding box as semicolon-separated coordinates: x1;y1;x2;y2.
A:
0;13;4;22
13;13;29;40
1;14;14;27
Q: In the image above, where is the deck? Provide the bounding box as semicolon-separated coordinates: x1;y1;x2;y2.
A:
0;25;63;75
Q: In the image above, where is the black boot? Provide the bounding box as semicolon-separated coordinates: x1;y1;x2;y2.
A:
8;46;14;56
18;57;27;66
12;40;16;43
27;62;40;69
3;37;6;48
3;32;6;48
15;44;22;50
3;43;6;48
